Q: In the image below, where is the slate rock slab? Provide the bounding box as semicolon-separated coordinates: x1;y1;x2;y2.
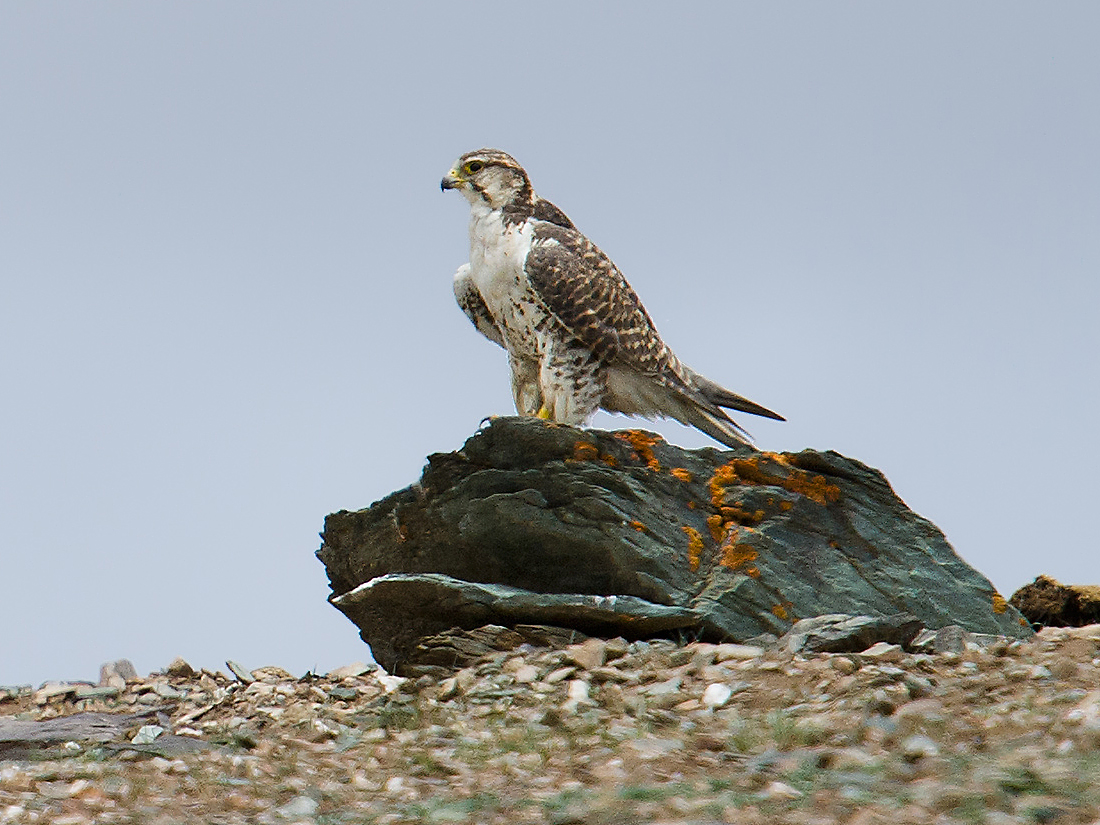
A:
318;417;1030;673
0;710;212;759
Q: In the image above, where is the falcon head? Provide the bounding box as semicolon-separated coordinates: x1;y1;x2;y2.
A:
441;149;534;210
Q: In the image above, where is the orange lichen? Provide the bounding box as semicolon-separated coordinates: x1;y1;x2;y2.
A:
719;537;758;572
682;525;704;572
601;454;618;467
745;566;761;578
708;462;741;507
707;456;840;507
992;593;1008;614
671;467;694;483
687;501;696;510
630;520;649;534
615;430;663;471
772;604;788;620
706;514;725;543
780;501;793;512
571;440;599;462
719;506;766;526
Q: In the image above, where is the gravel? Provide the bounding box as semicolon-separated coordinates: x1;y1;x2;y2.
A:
2;624;1100;823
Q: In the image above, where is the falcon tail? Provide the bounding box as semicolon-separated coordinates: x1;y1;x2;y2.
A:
605;367;780;449
684;369;786;422
672;369;784;448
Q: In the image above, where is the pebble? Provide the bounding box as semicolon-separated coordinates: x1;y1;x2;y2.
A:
165;657;196;679
99;659;138;687
861;642;904;663
714;643;764;661
327;662;372;679
131;725;165;744
900;734;940;760
276;794;319;819
5;624;1100;823
561;679;593;713
701;683;733;709
33;682;78;705
564;639;608;670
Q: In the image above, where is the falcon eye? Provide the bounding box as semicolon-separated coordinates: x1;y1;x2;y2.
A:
463;160;484;175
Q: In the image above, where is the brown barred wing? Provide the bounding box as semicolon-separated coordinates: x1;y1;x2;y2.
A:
525;223;674;374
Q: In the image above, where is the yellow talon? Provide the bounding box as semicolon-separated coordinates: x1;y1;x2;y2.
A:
536;406;552;420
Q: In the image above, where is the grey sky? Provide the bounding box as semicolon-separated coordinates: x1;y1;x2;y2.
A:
2;3;1097;685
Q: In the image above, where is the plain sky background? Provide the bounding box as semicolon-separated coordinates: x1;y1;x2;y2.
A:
2;3;1097;686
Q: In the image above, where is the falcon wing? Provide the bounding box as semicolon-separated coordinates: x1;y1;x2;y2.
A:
453;263;504;348
524;222;671;372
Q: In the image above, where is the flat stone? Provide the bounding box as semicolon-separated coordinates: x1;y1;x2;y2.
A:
714;643;764;661
131;725;164;745
73;685;121;701
781;613;924;655
327;662;372;680
933;625;970;654
861;642;905;663
33;683;79;705
225;661;255;684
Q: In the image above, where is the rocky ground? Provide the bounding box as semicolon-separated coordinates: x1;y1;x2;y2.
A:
3;624;1100;825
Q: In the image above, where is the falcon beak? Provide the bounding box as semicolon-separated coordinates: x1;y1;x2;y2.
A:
440;169;463;191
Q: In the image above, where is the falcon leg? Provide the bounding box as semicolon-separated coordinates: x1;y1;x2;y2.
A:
538;344;603;425
509;355;543;416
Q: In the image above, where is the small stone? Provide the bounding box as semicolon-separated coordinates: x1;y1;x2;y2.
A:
276;794;319;819
373;672;405;693
545;666;577;684
933;625;969;654
830;656;859;675
131;725;165;745
152;683;185;700
33;682;78;705
604;637;630;661
625;736;682;760
900;734;940;761
99;659;138;687
762;781;803;800
384;776;406;794
225;661;255;684
702;683;733;708
165;657;196;679
512;664;539;683
589;667;634;684
861;642;904;663
564;639;607;670
73;685;120;701
327;662;372;680
562;679;593;712
642;675;683;696
714;643;764;661
328;687;359;702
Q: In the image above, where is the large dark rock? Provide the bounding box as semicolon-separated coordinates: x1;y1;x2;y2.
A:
318;417;1030;673
1011;575;1100;628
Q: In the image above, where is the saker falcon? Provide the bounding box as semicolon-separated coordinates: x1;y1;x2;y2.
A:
441;149;783;448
